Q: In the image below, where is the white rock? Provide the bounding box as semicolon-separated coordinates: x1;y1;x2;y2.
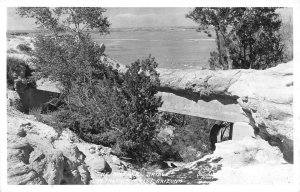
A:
232;122;254;140
91;157;107;173
89;148;95;154
111;156;121;166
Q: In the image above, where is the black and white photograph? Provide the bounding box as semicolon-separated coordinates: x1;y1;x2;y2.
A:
1;0;300;191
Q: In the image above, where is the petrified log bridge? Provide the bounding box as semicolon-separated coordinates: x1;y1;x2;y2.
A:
157;62;293;163
158;91;249;123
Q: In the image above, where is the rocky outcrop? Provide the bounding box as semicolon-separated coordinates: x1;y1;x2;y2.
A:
161;136;292;184
158;62;293;163
7;92;147;185
7;115;89;184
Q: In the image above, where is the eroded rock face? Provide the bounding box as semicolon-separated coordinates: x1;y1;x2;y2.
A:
7;92;148;185
161;136;292;184
7;114;148;185
7;90;23;111
7;117;89;185
158;62;293;163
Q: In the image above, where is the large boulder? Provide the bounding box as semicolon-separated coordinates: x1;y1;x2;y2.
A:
7;89;23;110
212;137;293;184
162;136;292;184
158;62;293;163
7;117;90;185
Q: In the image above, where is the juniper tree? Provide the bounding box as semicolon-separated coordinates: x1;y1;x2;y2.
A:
187;7;285;70
17;7;163;164
16;7;110;39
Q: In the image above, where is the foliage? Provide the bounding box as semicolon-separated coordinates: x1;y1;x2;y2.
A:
28;106;43;122
30;34;115;91
28;107;64;134
117;56;162;163
208;51;222;70
17;7;111;91
187;7;286;70
16;7;110;37
172;117;213;162
56;55;162;164
159;112;214;162
28;106;42;115
7;57;33;89
187;8;234;70
17;43;32;53
30;33;125;147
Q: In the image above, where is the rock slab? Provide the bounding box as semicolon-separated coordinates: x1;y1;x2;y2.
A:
158;62;293;163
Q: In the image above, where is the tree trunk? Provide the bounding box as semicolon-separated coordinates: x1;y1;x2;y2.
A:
243;44;247;68
249;43;253;69
224;46;232;69
220;33;233;70
215;30;223;68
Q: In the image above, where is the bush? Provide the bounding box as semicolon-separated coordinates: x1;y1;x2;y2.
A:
159;112;215;162
31;34;119;91
28;107;43;122
116;56;162;163
55;57;162;164
17;43;32;53
7;57;33;89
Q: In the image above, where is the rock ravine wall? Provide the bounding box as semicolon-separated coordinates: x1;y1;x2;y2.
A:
158;62;293;163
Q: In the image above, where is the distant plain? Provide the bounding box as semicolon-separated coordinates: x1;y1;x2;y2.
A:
92;27;216;69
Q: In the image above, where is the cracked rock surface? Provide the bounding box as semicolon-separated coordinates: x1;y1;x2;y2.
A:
158;62;293;163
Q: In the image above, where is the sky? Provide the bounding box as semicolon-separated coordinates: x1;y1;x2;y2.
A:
7;7;292;31
7;7;197;30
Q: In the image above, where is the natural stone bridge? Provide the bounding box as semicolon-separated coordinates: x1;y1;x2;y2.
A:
157;91;252;141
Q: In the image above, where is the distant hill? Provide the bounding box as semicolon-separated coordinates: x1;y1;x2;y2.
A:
7;26;199;34
110;26;197;32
